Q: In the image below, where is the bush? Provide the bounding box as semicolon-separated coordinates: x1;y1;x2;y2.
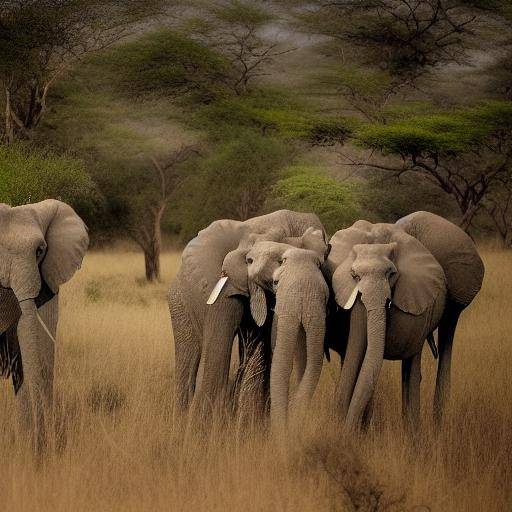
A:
0;143;100;217
171;131;292;240
267;166;363;234
99;29;232;103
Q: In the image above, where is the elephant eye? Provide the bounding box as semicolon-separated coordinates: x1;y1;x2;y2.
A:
350;269;360;281
36;244;46;260
277;258;283;265
246;257;253;265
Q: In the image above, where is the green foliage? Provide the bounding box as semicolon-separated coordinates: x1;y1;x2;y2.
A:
172;132;292;239
322;65;392;99
190;88;351;142
356;101;512;156
0;143;100;215
267;167;363;234
99;29;232;102
361;175;458;223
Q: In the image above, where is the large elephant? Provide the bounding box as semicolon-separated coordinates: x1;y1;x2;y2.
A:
326;220;447;432
396;211;484;424
0;200;88;448
168;210;326;419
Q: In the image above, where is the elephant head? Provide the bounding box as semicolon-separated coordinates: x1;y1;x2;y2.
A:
0;199;88;437
331;225;446;315
213;227;328;327
329;222;446;430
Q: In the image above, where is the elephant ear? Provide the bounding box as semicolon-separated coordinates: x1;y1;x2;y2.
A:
249;281;267;327
331;251;359;310
29;200;89;293
391;230;446;315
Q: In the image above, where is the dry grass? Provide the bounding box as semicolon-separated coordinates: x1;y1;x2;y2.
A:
0;248;511;511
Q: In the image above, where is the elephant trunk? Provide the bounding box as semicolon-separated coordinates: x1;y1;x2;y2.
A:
345;304;386;432
270;315;299;438
191;295;244;421
16;299;48;451
289;314;325;428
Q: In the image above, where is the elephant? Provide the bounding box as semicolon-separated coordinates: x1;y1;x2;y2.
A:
326;220;447;433
396;211;484;424
268;248;329;437
0;199;89;448
168;210;326;420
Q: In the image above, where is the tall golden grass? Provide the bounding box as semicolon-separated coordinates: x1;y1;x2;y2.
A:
0;249;510;511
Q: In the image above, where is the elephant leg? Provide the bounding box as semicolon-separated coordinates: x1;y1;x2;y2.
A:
169;286;201;413
175;337;201;413
434;300;462;427
335;301;367;420
402;352;422;433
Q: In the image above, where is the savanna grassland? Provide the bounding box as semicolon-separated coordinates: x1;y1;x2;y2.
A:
0;248;510;512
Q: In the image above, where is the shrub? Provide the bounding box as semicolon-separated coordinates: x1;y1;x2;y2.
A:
267;166;363;234
0;143;100;216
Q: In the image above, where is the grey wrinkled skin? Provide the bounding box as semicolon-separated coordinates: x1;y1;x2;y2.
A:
396;211;485;426
328;220;447;433
168;210;326;422
269;248;329;438
0;200;88;451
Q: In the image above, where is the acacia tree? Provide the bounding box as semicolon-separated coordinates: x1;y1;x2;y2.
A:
184;0;293;95
126;145;199;282
0;0;167;143
485;171;512;246
288;0;480;120
353;102;512;235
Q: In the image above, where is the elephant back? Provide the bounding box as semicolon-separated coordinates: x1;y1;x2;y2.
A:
245;210;325;240
179;210;326;305
397;211;484;306
181;219;248;303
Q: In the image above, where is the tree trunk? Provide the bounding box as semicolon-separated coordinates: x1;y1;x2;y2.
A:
142;204;165;282
459;203;478;232
144;241;161;282
504;228;512;249
4;87;14;144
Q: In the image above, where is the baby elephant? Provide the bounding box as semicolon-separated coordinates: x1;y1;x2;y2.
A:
270;248;329;437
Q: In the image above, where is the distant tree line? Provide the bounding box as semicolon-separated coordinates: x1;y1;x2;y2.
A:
1;0;511;281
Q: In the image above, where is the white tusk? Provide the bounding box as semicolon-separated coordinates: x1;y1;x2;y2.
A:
35;310;57;344
343;285;359;310
206;276;229;305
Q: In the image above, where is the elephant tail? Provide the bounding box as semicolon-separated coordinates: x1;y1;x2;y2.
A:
0;328;23;393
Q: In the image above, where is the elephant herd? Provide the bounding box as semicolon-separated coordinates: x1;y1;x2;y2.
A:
0;200;484;450
169;209;484;436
